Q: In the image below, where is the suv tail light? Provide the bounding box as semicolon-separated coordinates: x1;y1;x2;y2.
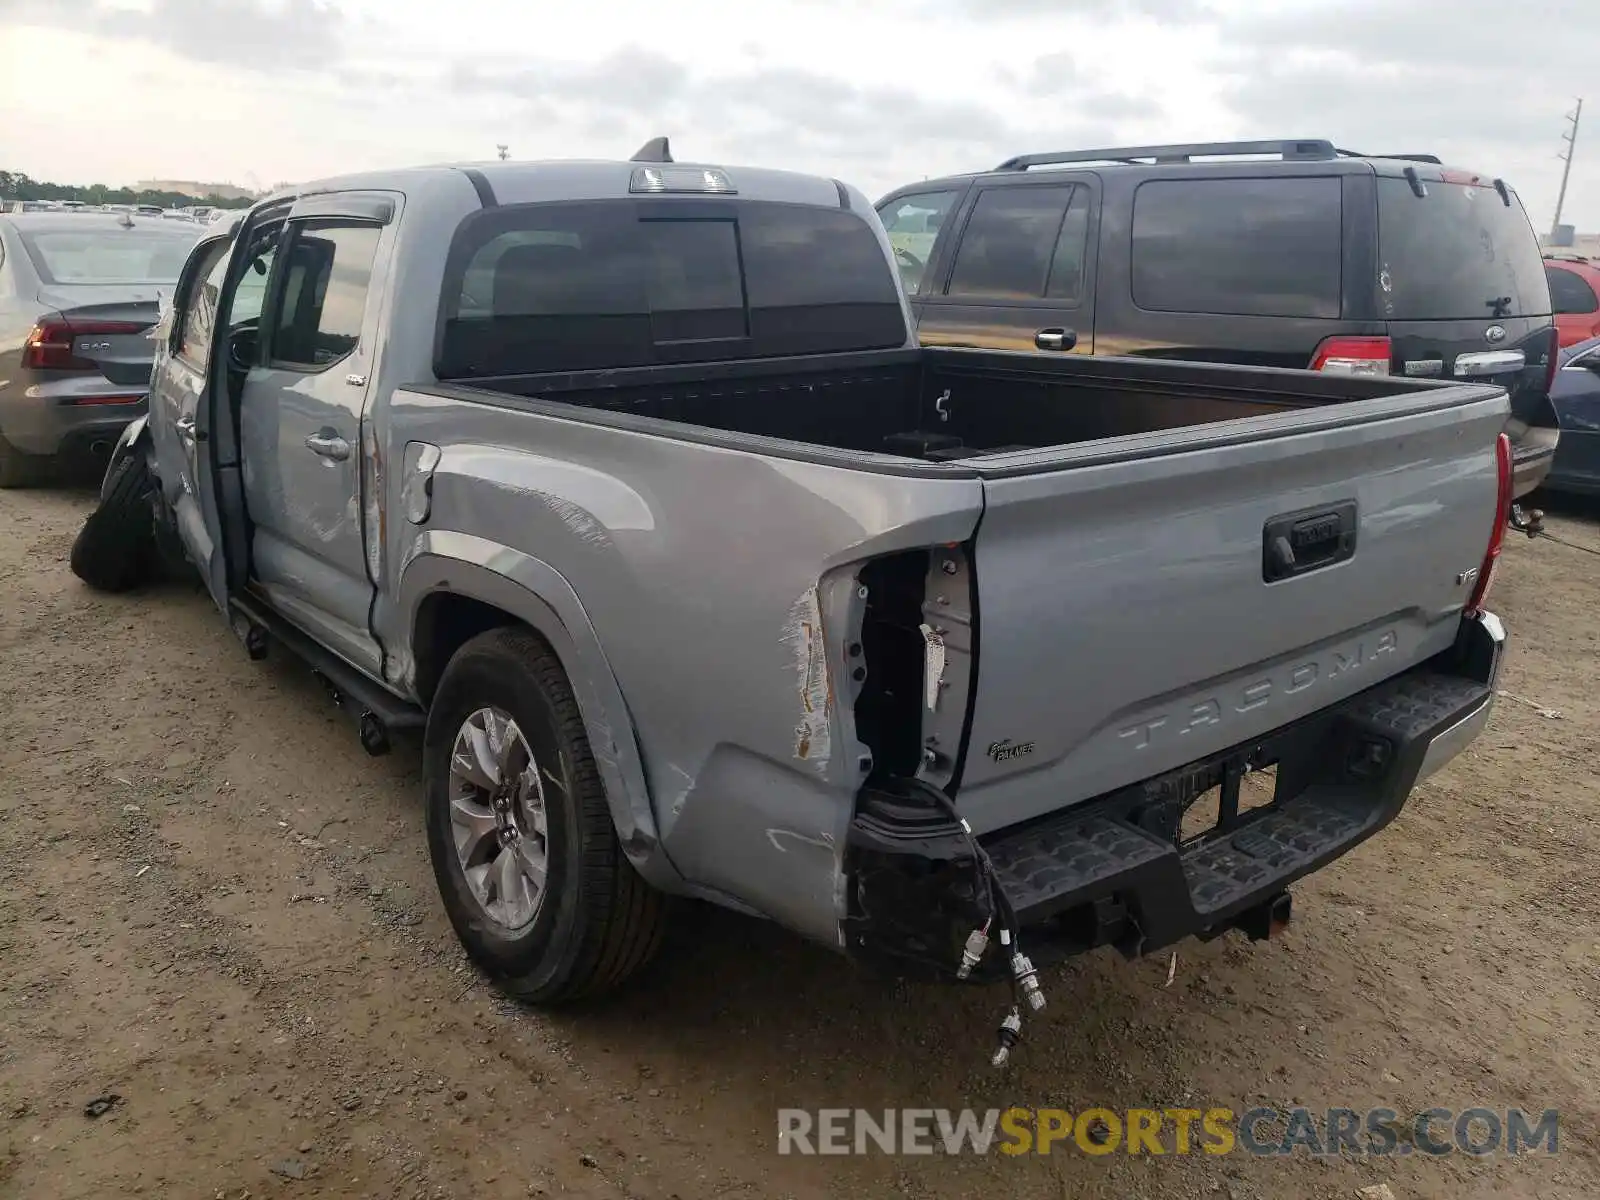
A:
1310;335;1392;376
1464;432;1512;617
22;317;147;371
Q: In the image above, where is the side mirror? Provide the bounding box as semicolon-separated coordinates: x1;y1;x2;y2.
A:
227;326;258;373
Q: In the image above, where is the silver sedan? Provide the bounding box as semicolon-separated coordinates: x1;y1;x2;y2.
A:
0;211;204;487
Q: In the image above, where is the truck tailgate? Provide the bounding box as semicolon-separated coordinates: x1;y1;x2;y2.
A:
956;384;1508;833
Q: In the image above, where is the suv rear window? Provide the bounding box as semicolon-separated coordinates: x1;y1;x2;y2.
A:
436;200;906;378
1376;179;1550;320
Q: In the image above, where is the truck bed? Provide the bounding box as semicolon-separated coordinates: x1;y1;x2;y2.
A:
390;346;1507;942
449;346;1446;467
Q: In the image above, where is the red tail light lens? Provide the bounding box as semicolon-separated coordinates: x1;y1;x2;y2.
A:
22;317;148;371
1310;335;1392;376
1464;432;1512;616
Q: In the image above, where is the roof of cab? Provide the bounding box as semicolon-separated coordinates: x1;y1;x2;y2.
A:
260;158;863;213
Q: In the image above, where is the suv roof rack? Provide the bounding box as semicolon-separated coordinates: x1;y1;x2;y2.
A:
994;139;1338;170
1336;150;1444;164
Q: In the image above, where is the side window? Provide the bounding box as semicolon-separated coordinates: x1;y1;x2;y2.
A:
176;243;231;367
229;247;274;327
268;222;381;370
876;190;960;296
1546;265;1599;315
1130;177;1342;318
1045;190;1090;303
946;185;1077;301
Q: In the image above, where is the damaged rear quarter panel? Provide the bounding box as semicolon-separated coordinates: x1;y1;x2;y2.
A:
385;389;983;944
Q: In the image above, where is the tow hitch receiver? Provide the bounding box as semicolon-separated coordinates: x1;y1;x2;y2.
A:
1509;503;1544;538
1236;891;1293;942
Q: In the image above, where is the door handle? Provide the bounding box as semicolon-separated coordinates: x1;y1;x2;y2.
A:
305;431;352;461
1035;327;1077;352
175;415;196;444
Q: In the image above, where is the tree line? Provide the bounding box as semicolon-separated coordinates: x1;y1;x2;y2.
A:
0;169;255;210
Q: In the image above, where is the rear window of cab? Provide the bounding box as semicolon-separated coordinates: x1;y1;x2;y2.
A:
434;199;908;378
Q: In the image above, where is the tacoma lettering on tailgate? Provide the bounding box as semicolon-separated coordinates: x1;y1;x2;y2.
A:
1115;629;1399;752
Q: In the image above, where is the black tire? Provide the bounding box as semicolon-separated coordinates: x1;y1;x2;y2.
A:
68;450;157;592
0;434;54;490
424;625;668;1004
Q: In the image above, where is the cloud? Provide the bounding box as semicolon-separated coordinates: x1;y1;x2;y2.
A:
951;0;1212;18
6;0;344;69
442;50;1026;178
1216;0;1590;157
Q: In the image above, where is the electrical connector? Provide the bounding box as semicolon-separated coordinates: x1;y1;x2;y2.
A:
956;927;990;980
991;1008;1022;1068
1011;952;1045;1012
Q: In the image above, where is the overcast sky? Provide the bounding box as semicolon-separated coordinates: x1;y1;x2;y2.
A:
1;0;1595;229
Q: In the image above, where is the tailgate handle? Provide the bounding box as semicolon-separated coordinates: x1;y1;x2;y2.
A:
1262;501;1357;583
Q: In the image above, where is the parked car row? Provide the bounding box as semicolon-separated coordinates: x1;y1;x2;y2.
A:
6;137;1580;501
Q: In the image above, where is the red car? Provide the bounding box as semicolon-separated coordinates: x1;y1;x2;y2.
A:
1544;255;1600;347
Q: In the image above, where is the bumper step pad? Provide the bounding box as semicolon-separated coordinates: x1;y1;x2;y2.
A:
983;669;1491;946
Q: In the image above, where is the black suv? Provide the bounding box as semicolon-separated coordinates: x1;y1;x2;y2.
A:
876;139;1559;496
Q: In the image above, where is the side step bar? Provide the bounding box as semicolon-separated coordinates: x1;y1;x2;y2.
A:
229;595;425;756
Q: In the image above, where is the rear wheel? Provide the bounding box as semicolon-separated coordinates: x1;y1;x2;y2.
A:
0;434;55;490
424;626;668;1004
69;450;157;592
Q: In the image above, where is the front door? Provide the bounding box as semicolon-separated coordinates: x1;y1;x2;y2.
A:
238;200;392;675
148;234;234;611
913;177;1099;355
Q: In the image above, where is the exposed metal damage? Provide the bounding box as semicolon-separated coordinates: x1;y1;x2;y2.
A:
782;586;833;771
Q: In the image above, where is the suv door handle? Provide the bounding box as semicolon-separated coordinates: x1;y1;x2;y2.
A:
305;430;351;461
1035;327;1077;352
175;415;196;444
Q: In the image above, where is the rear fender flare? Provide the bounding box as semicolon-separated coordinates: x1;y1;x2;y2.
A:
396;531;677;889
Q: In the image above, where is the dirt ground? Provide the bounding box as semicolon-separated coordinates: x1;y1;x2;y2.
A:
1;486;1597;1200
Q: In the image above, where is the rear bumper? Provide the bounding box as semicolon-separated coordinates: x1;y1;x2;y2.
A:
1509;421;1558;498
0;385;148;457
983;611;1505;959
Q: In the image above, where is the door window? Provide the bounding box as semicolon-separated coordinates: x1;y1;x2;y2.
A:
267;223;381;370
876;190;960;296
176;242;232;368
1546;265;1599;315
945;185;1081;302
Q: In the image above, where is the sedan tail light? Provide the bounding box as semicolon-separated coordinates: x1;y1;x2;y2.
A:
22;317;148;371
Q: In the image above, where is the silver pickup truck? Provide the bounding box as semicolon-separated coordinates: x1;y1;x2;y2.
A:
72;144;1511;1060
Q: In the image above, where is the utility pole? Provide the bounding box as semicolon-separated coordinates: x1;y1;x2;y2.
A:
496;144;509;161
1552;98;1582;238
